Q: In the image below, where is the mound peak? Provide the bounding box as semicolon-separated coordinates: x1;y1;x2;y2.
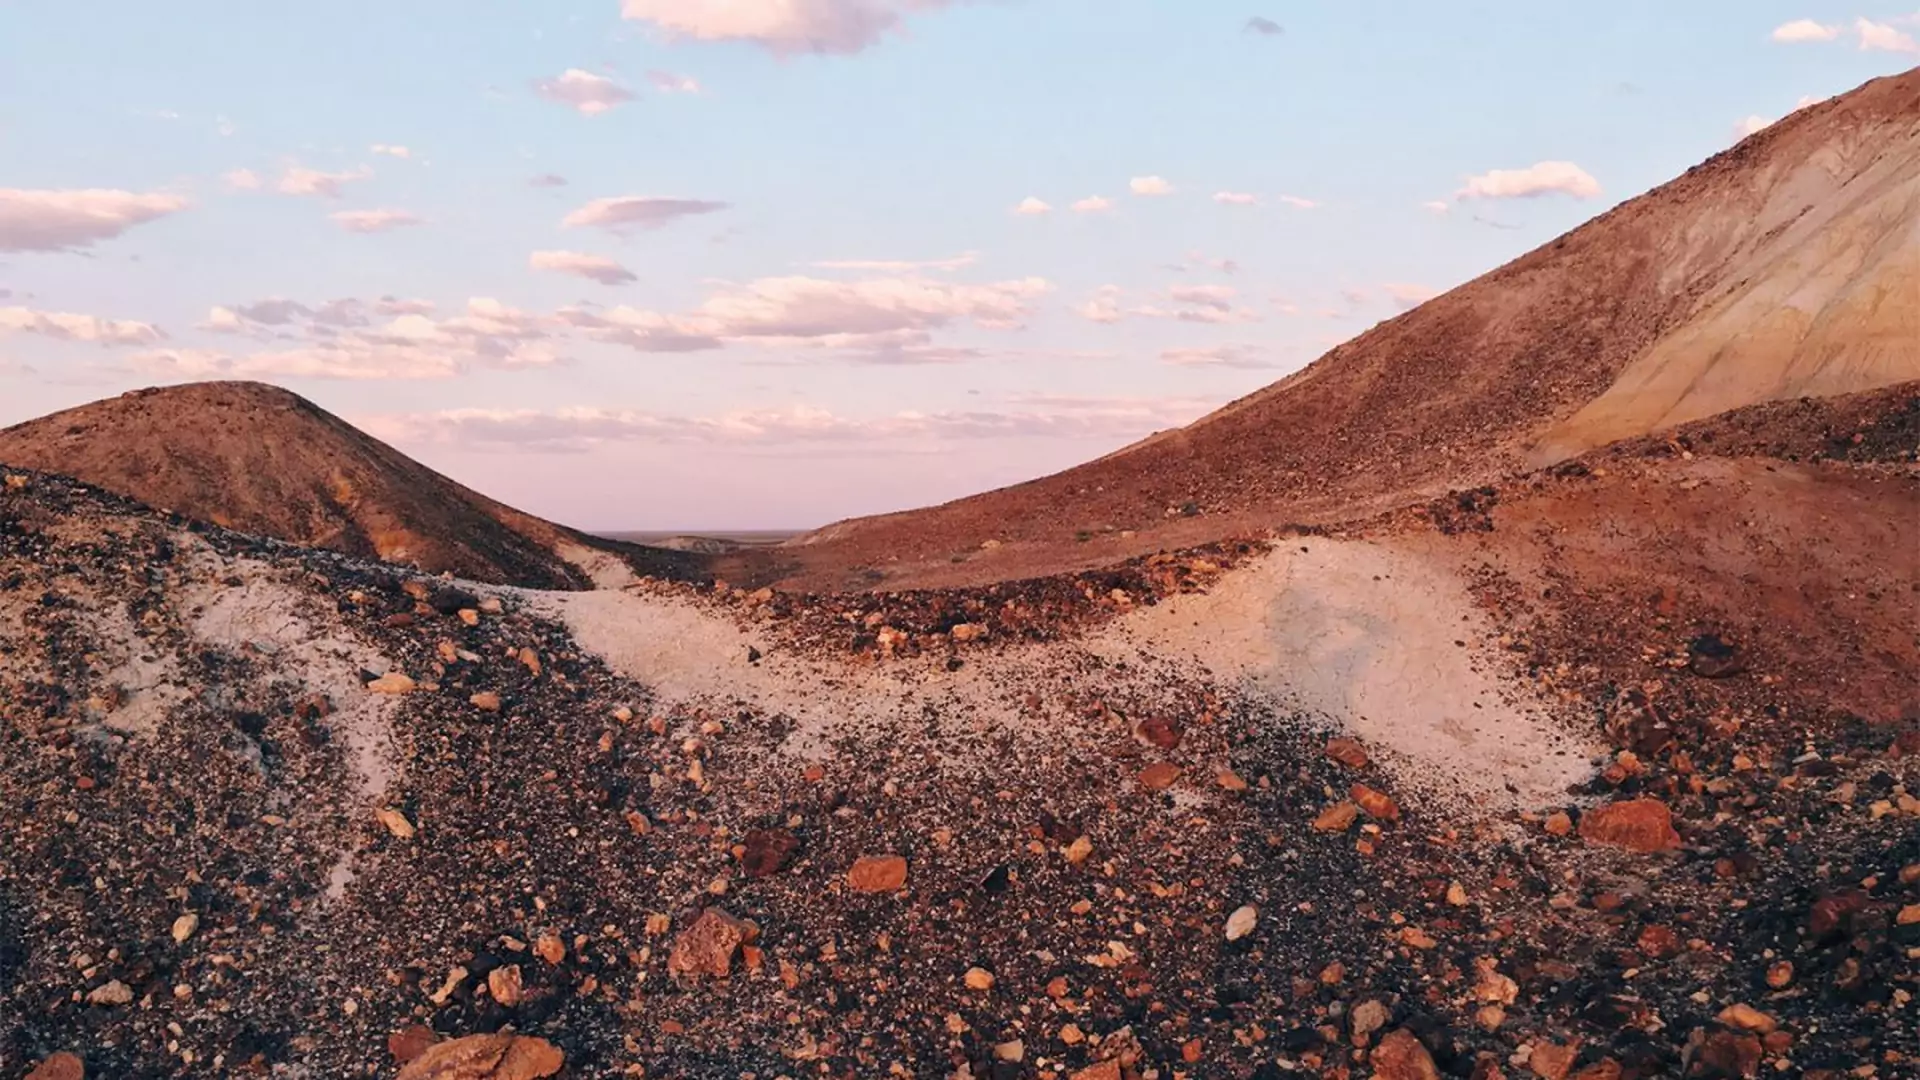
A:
0;380;690;589
774;69;1920;591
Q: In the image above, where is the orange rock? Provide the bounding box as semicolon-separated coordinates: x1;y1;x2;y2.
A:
1635;924;1682;959
1371;1029;1440;1080
666;907;749;978
1528;1041;1579;1080
26;1053;85;1080
1069;1062;1122;1080
534;933;565;965
1325;737;1371;769
394;1034;563;1080
1543;811;1574;836
848;854;909;893
1351;784;1401;821
388;1026;439;1065
1138;762;1184;790
1578;798;1681;852
1716;1004;1777;1034
1568;1061;1621;1080
1313;802;1361;832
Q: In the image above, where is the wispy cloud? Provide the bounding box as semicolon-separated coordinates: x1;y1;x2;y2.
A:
277;164;372;199
370;144;412;159
1244;16;1283;36
1856;16;1920;53
646;70;702;93
0;188;190;252
619;0;975;57
331;209;424;233
1130;176;1174;196
1277;194;1319;209
530;250;639;285
0;305;165;346
1213;191;1259;206
1456;161;1600;200
1770;18;1840;42
532;69;637;115
562;195;730;233
223;168;262;191
1013;196;1052;215
1160;344;1275;369
529;173;570;188
810;252;980;272
1071;195;1114;213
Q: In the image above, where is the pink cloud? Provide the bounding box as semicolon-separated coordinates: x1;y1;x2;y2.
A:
532;69;636;115
530;250;639;285
0;188;189;252
620;0;971;57
331;209;424;233
562;195;730;233
1213;191;1259;206
1456;161;1600;200
277;164;372;199
647;70;702;93
0;305;165;346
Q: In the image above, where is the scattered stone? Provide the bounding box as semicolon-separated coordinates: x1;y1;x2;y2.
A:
1068;1061;1122;1080
1544;811;1574;836
366;672;416;694
1528;1041;1579;1080
950;623;987;642
1472;957;1518;1004
849;854;909;893
993;1040;1024;1063
1694;1031;1762;1078
1686;633;1748;678
1063;834;1094;865
1313;801;1360;832
170;912;199;944
1446;881;1470;906
535;933;565;965
517;648;541;677
1351;783;1400;821
1765;961;1794;989
469;691;502;712
1225;904;1259;942
487;964;524;1007
376;807;417;840
1216;767;1249;791
85;980;132;1006
1577;798;1681;852
388;1025;439;1065
394;1033;564;1080
1137;762;1183;790
1716;1004;1777;1035
667;907;750;978
25;1052;84;1080
964;966;995;991
1325;737;1370;769
1136;715;1182;749
1371;1028;1441;1080
742;828;799;878
1350;998;1390;1040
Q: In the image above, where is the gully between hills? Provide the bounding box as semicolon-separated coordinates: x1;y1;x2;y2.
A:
0;437;1915;1079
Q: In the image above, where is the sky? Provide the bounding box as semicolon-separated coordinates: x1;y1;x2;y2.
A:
1;3;1915;531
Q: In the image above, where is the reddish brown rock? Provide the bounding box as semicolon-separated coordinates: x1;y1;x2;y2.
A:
1136;715;1183;749
388;1026;440;1065
394;1034;564;1080
1577;798;1681;852
26;1053;85;1080
848;854;909;893
1568;1061;1621;1080
1325;737;1371;769
1371;1028;1441;1080
1635;924;1683;959
1808;890;1871;939
1527;1041;1578;1080
1694;1031;1762;1078
1069;1061;1123;1080
741;828;799;878
1313;801;1361;832
666;907;750;978
1351;783;1401;821
1138;762;1184;790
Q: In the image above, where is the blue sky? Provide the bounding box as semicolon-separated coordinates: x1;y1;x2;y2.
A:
1;2;1914;529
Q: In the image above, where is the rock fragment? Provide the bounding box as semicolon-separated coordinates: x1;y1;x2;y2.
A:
85;980;132;1006
1313;801;1360;832
170;912;199;943
1325;737;1370;769
1224;904;1258;942
1371;1028;1440;1080
1577;798;1681;852
667;907;750;978
848;854;909;893
394;1033;564;1080
367;672;416;694
26;1052;84;1080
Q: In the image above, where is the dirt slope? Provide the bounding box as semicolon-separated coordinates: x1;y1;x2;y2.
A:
0;381;695;589
772;68;1920;592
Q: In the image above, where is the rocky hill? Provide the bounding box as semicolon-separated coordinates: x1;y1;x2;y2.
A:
774;68;1920;593
0;381;696;590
